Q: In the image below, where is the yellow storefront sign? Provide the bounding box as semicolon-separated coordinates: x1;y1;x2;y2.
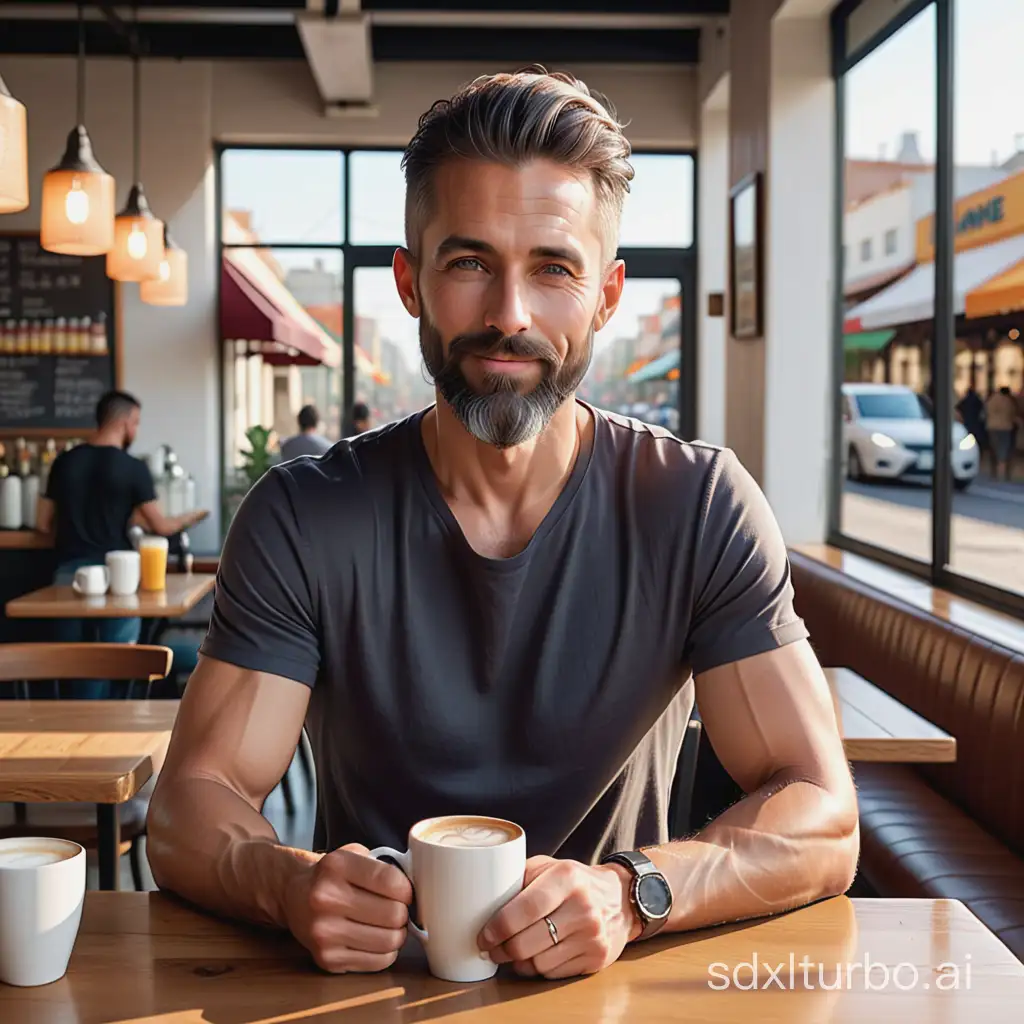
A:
916;167;1024;263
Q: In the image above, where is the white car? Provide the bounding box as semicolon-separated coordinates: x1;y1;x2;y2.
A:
841;383;979;490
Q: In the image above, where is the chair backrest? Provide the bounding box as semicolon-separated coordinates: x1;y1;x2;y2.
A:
0;643;173;683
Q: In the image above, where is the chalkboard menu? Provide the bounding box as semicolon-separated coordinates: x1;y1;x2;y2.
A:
0;233;116;431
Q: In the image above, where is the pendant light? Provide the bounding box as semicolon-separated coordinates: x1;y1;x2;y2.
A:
40;3;115;255
140;226;188;306
0;73;29;213
107;11;162;282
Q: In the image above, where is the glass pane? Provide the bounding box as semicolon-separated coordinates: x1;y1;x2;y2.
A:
350;151;407;246
220;247;343;526
618;154;694;249
352;266;437;430
846;0;921;58
578;277;681;434
948;0;1024;597
838;5;935;565
221;149;343;245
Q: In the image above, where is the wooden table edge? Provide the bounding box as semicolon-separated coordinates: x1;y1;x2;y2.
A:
0;760;155;804
843;737;957;762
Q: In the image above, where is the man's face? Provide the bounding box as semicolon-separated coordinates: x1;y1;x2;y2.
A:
123;407;140;450
397;159;624;448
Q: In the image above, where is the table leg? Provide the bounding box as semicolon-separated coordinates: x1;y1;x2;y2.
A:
97;804;121;891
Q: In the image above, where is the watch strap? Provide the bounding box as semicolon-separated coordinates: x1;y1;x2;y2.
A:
601;850;671;939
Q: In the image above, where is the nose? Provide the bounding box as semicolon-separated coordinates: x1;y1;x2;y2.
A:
483;272;532;338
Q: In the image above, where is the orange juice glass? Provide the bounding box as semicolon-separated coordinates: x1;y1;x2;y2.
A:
139;536;168;591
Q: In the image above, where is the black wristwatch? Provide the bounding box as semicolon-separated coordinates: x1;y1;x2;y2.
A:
600;849;672;940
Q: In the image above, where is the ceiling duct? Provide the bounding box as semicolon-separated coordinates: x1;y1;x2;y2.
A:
296;9;375;113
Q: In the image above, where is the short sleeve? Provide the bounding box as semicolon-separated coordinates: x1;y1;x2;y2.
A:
132;457;157;506
199;467;321;687
684;449;808;677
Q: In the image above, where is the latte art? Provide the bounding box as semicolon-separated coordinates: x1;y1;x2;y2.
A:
0;841;76;869
420;817;520;849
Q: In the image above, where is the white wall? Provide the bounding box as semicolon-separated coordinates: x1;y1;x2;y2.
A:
762;12;835;544
1;56;699;549
697;79;729;446
845;185;914;286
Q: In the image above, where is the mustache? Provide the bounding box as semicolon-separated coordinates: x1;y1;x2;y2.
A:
447;330;560;366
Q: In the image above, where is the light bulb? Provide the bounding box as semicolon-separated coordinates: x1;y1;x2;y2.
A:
65;179;90;225
126;224;148;260
157;259;170;282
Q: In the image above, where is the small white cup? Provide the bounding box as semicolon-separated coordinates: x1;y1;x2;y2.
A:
0;837;86;987
105;549;141;596
369;816;525;983
71;564;109;597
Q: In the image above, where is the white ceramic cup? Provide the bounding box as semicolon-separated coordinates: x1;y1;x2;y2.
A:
0;837;86;987
369;815;526;983
71;564;109;597
105;549;141;596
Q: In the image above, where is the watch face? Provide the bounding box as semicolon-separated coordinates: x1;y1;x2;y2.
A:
636;873;672;919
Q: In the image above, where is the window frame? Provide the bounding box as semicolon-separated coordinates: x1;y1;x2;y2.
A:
215;143;698;542
829;0;1024;618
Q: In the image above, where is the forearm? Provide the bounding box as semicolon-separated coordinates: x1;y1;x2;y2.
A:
147;775;319;929
644;772;859;936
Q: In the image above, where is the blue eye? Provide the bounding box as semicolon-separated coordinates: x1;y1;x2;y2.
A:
541;264;571;276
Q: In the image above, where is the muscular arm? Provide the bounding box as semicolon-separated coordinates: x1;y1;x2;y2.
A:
135;500;208;537
643;639;859;934
146;654;315;928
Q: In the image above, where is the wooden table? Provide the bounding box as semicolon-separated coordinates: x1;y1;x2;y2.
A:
0;701;178;891
4;573;216;621
826;667;956;763
2;893;1021;1022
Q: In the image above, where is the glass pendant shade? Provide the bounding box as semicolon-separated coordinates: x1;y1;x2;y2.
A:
40;126;115;255
0;75;29;214
107;184;164;282
140;229;187;306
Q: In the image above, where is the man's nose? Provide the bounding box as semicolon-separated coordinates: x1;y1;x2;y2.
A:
483;274;532;337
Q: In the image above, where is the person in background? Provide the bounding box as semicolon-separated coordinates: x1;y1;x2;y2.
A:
280;405;333;461
35;390;209;698
351;402;372;434
984;386;1021;482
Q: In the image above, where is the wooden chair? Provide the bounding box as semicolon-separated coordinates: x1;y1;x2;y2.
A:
0;643;173;891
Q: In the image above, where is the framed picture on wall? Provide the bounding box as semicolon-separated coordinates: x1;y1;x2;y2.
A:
729;171;763;339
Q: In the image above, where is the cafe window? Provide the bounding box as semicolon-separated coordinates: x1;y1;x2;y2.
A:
832;0;1024;613
860;238;873;263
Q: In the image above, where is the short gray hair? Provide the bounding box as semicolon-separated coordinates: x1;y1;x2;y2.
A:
402;65;634;260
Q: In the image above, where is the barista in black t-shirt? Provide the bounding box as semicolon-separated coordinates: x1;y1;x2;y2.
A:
35;390;208;696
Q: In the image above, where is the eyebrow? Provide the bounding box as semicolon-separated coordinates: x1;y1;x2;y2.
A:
434;235;586;272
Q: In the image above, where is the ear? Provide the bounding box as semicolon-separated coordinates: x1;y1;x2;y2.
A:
393;247;421;318
592;259;625;332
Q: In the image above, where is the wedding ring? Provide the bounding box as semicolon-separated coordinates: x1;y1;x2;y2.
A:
544;915;559;946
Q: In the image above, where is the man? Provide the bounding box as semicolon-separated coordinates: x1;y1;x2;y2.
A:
280;404;332;461
985;386;1020;481
148;69;858;980
352;402;371;434
36;390;209;697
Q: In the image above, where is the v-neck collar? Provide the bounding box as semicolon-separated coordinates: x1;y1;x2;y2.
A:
410;399;599;572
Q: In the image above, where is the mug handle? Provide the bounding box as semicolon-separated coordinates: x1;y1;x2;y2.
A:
367;846;428;943
72;572;85;594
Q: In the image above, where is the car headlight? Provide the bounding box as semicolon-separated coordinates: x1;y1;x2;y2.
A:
870;432;897;449
959;434;977;451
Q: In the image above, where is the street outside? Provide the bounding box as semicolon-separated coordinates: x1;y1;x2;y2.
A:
841;475;1024;596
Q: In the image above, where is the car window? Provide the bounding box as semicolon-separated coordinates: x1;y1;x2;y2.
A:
853;392;927;420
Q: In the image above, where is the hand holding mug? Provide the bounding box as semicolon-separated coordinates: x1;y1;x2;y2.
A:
284;843;412;974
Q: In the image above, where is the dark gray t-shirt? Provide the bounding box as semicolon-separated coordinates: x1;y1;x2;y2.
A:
200;402;808;863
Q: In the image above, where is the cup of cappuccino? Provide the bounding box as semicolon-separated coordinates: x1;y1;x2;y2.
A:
369;815;525;983
0;837;86;987
106;549;141;596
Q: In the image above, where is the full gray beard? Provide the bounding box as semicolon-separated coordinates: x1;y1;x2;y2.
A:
420;321;593;450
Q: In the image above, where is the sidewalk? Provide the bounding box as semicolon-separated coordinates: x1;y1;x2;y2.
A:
842;491;1024;596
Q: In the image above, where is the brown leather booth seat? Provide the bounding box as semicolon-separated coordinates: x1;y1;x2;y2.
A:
789;551;1024;961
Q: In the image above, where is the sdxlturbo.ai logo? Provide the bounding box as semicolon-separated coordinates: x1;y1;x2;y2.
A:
707;953;972;991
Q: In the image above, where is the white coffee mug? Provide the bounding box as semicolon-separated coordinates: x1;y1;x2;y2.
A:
0;837;86;987
369;815;526;983
105;549;141;596
72;564;109;597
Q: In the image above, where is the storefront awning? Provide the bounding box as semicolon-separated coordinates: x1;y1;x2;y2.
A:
629;348;679;383
221;250;342;368
844;329;895;352
844;233;1024;331
965;257;1024;318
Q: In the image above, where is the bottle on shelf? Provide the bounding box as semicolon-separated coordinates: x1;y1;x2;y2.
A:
66;317;80;354
54;317;67;354
20;444;39;530
1;320;15;355
90;313;107;355
39;438;57;495
16;319;29;354
0;442;22;530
